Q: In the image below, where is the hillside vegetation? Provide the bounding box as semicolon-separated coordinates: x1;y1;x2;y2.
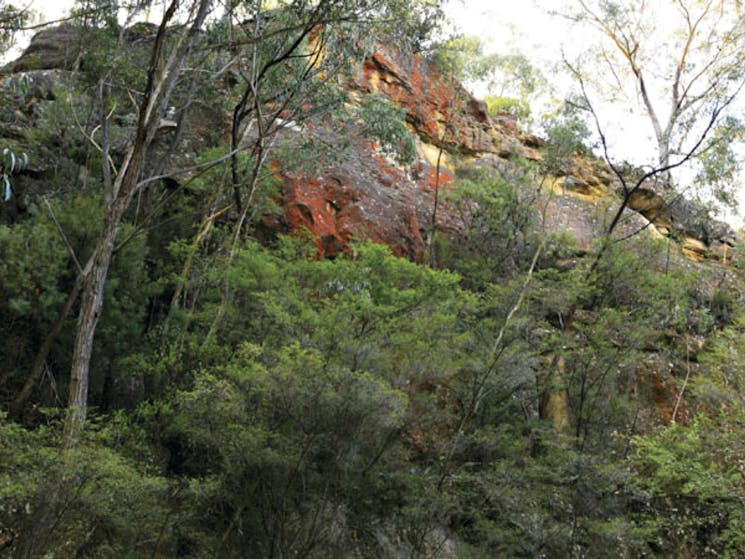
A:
1;1;745;557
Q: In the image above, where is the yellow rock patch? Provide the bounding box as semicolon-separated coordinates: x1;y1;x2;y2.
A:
420;142;452;170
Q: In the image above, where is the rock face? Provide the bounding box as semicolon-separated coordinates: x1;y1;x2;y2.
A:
275;141;456;261
265;42;550;259
272;42;737;260
354;45;517;156
624;180;737;260
1;25;738;261
2;25;82;73
2;22;160;74
270;44;546;259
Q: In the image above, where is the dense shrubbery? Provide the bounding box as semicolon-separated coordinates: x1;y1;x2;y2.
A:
2;156;745;557
2;3;745;556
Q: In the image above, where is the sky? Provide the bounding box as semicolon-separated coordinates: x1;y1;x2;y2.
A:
443;1;658;151
444;0;744;225
444;0;565;64
445;2;666;169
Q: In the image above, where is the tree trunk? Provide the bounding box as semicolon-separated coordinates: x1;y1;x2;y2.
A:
657;135;672;187
60;0;211;448
63;197;128;447
540;355;570;434
10;276;82;421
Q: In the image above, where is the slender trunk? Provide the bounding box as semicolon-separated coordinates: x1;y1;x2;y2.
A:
539;355;569;433
575;371;588;444
427;143;444;267
61;0;211;448
231;108;244;212
657;135;673;187
168;200;230;313
63;193;130;447
204;136;275;342
10;277;83;421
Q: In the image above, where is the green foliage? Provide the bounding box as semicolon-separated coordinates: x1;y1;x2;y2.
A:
540;101;593;175
0;202;74;402
566;0;745;191
431;34;485;81
437;164;539;287
632;411;745;557
4;1;745;556
164;344;409;556
447;435;652;558
486;52;545;98
0;73;31;128
0;411;171;558
431;35;544;103
73;0;119;28
356;93;416;165
5;194;745;556
0;207;68;322
693;116;745;212
483;94;531;120
590;239;683;321
26;84;103;178
694;308;745;408
373;0;446;53
129;239;477;556
0;192;156;411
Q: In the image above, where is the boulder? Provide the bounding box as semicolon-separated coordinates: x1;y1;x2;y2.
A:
2;25;82;73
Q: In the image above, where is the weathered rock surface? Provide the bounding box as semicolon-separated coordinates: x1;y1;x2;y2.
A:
2;25;82;73
623;178;737;258
270;130;458;260
1;25;739;262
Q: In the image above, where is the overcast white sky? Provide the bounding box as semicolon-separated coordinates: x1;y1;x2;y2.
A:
445;0;744;225
444;1;666;167
444;0;565;63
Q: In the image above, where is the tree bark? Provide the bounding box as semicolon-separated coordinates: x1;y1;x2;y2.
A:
10;276;82;421
62;0;212;448
63;193;132;446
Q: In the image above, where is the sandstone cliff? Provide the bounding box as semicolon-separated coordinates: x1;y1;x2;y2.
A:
1;24;738;263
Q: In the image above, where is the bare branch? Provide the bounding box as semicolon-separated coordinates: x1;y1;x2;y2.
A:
42;197;83;275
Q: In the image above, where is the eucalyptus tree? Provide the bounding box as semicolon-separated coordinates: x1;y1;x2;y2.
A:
564;0;745;185
60;0;445;448
529;0;745;456
63;0;216;447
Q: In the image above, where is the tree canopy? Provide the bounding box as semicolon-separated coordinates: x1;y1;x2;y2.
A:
559;0;745;200
2;1;745;557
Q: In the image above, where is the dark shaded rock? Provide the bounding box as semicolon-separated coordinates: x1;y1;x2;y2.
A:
2;25;82;73
468;98;489;123
521;133;542;148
